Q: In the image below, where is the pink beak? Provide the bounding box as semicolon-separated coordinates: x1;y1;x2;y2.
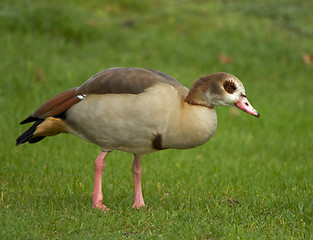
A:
236;95;259;118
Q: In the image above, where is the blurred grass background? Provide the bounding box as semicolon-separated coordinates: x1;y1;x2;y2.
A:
1;0;313;239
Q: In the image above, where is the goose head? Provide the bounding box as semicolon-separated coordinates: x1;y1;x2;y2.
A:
186;72;259;117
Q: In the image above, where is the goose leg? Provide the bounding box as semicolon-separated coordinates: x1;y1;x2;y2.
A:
92;151;110;212
132;154;145;208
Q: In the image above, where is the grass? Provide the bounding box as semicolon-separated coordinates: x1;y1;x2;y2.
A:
1;0;313;239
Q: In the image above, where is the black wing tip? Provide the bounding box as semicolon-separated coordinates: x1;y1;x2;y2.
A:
16;136;45;146
20;115;39;125
16;133;32;146
16;119;44;146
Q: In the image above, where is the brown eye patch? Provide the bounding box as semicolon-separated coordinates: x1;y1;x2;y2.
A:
223;80;237;94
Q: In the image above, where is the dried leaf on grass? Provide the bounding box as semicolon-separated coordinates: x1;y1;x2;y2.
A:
218;54;233;64
302;53;313;66
35;68;46;81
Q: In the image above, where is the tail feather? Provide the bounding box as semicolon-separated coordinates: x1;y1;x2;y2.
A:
16;87;80;146
28;136;46;144
16;119;44;146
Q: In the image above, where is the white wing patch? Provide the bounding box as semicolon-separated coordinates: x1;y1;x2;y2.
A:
77;94;86;100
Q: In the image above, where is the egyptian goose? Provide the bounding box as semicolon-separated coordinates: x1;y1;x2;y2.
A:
16;67;259;211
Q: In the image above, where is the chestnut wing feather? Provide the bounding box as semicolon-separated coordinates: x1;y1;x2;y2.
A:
20;88;79;124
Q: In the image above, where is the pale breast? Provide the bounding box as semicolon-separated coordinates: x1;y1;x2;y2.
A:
161;103;217;149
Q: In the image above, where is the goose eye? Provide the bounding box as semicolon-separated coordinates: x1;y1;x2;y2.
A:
223;81;236;94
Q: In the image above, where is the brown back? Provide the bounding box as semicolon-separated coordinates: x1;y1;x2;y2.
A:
76;67;188;96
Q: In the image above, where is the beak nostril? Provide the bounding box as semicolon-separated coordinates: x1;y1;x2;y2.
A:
237;95;259;117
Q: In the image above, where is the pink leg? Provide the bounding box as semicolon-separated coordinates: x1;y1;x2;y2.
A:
132;154;145;209
92;151;110;212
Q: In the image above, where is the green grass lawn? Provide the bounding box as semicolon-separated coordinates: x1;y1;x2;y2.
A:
1;0;313;239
